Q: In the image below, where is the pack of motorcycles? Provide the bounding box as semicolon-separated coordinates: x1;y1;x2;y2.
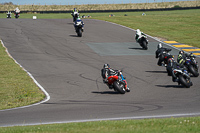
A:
71;11;198;92
7;11;20;19
100;32;199;93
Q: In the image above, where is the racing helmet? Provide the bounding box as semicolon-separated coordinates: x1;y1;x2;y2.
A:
136;29;141;33
179;50;184;55
103;64;110;69
157;43;163;49
74;8;77;12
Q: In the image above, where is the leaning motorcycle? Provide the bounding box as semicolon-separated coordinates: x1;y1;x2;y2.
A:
137;34;148;50
101;69;126;94
172;68;192;88
184;54;199;77
74;21;83;37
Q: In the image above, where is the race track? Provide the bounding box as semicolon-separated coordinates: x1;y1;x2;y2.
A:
0;18;200;127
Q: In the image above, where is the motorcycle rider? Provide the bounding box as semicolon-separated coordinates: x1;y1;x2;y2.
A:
71;8;79;22
102;64;130;92
135;29;146;42
155;43;172;66
14;7;20;14
170;58;192;86
74;17;84;32
177;50;191;65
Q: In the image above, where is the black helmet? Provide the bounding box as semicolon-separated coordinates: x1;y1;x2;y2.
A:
103;64;110;69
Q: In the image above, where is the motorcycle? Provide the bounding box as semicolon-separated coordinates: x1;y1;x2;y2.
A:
172;68;192;88
137;34;148;50
184;54;199;77
7;12;11;18
74;21;83;37
71;11;79;22
101;69;126;94
14;12;20;19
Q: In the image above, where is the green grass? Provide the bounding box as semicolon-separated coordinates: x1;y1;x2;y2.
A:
0;41;45;110
0;117;199;133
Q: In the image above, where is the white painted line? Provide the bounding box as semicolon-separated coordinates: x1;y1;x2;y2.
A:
0;40;50;112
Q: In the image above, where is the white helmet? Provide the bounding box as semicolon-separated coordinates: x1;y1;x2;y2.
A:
157;43;163;49
136;29;141;33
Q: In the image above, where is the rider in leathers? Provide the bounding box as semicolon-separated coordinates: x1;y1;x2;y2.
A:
155;43;172;66
102;64;130;92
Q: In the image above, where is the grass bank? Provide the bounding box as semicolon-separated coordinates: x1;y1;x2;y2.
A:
0;41;45;110
0;117;199;132
0;1;200;11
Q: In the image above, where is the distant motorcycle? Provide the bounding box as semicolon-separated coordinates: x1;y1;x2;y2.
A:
137;34;148;50
7;12;11;18
184;53;199;77
172;68;192;88
74;20;84;37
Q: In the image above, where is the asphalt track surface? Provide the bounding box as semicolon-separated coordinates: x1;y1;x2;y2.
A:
0;18;200;127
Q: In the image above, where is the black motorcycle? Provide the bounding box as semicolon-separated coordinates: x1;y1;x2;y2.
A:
172;68;192;88
184;53;199;77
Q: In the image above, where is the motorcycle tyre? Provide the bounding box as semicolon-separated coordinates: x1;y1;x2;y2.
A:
77;28;82;37
179;75;191;88
113;81;125;94
142;41;148;50
188;65;199;77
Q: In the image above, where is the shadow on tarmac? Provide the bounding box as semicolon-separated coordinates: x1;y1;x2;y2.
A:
92;91;122;95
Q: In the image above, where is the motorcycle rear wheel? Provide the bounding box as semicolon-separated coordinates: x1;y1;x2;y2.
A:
188;65;199;77
113;81;126;94
179;75;191;88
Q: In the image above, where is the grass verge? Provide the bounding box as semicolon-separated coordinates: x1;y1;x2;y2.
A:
0;41;45;110
0;117;199;132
